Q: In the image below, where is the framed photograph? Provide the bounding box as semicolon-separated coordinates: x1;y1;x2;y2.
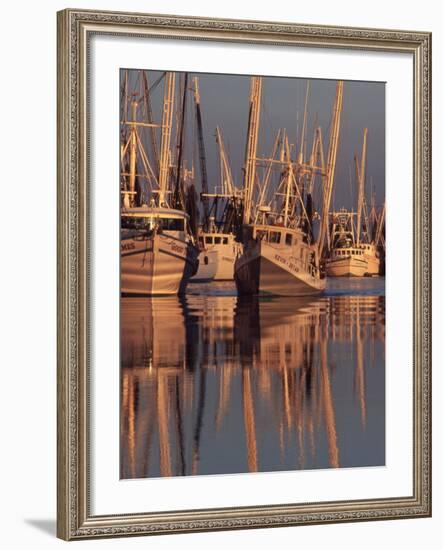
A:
57;8;431;540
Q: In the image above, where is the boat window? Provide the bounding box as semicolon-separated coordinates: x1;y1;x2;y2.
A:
223;237;228;245
198;236;204;245
204;256;209;265
285;233;292;246
256;230;267;241
269;231;281;244
214;237;222;244
121;216;152;230
159;218;184;231
205;236;213;244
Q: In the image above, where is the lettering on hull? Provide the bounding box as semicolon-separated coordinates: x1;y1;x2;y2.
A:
121;242;135;252
274;253;299;273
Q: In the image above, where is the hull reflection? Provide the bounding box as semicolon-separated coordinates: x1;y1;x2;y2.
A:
120;286;385;479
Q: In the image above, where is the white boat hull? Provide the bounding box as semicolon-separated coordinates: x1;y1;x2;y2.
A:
364;254;380;276
213;246;238;280
197;233;241;280
325;256;368;277
191;249;219;282
121;231;199;295
235;240;325;296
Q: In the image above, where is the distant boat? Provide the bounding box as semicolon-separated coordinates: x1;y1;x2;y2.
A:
194;230;241;281
191;86;243;282
325;250;368;277
360;243;380;276
325;128;381;277
325;210;369;277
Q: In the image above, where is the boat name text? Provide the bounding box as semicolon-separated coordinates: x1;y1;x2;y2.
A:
274;254;299;273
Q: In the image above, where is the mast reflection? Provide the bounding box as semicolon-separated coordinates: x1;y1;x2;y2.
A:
120;292;385;479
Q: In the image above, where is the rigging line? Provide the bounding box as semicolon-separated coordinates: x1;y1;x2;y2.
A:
261;94;278;151
131;71;166;106
120;71;127;121
135;131;158;189
148;71;166;95
129;70;141;100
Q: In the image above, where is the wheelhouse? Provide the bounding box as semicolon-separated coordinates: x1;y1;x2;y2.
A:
121;207;189;235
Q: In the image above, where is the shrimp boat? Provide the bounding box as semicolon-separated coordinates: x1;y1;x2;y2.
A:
325;210;369;277
235;217;324;296
235;78;344;296
121;207;199;295
195;228;242;281
188;78;243;282
120;71;199;295
325;129;382;277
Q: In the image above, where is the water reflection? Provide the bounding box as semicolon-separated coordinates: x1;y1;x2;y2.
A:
120;282;385;479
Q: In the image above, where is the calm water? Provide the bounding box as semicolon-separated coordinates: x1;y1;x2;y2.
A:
120;278;385;479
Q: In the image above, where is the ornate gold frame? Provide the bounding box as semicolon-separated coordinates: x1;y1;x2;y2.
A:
57;8;431;540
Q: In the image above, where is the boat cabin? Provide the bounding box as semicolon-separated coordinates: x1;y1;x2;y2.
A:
197;231;238;254
247;224;305;247
121;206;189;237
198;234;230;246
331;247;365;258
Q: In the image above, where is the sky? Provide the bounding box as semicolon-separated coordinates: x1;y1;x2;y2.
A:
121;69;385;211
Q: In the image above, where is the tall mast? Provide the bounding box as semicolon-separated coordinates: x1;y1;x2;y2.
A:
158;72;176;206
298;80;310;164
243;76;263;225
356;128;368;245
215;126;234;196
173;73;189;209
128;100;138;207
141;70;160;181
193;76;209;228
374;202;386;248
254;129;282;217
283;136;293;227
317;81;344;259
